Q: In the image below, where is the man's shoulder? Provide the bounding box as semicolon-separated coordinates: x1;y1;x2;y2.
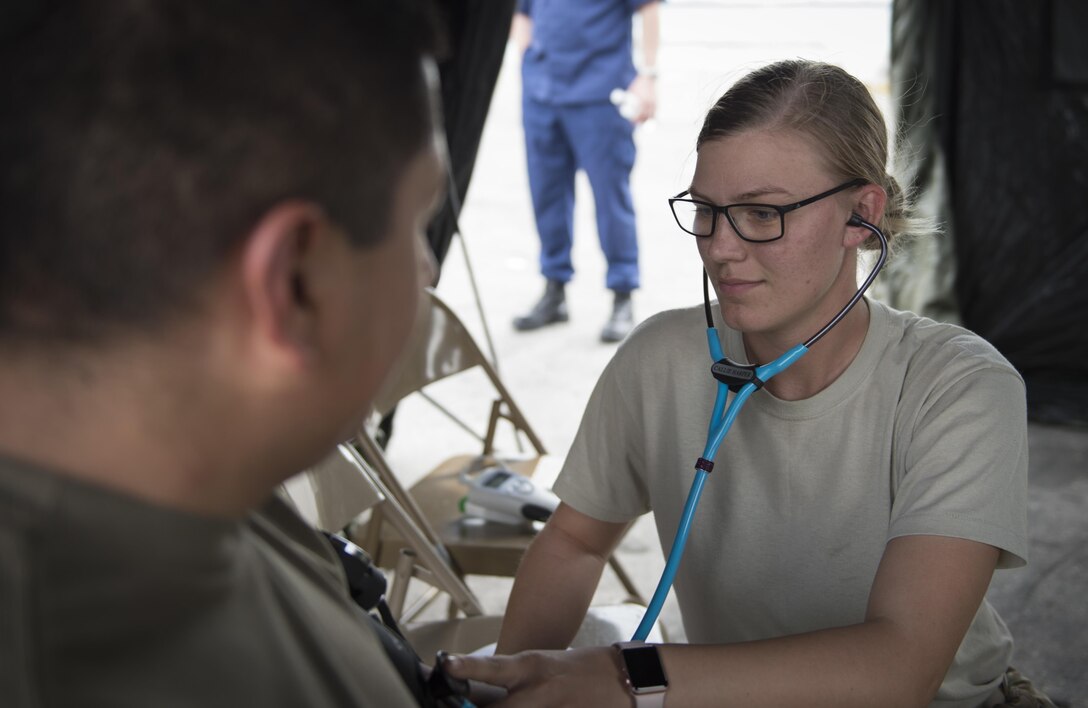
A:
0;455;65;704
0;453;65;534
0;459;417;707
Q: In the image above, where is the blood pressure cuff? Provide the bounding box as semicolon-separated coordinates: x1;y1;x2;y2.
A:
365;612;436;708
323;531;387;611
322;532;436;707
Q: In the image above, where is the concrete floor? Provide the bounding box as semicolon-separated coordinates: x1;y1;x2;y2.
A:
986;424;1088;706
384;2;1087;704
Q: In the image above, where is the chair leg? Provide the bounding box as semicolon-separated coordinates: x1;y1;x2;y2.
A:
345;441;485;618
356;506;386;561
483;399;502;456
387;549;417;620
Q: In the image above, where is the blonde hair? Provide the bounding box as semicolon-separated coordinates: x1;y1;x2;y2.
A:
697;59;927;251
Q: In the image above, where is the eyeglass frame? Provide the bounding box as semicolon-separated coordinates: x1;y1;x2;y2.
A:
668;177;867;243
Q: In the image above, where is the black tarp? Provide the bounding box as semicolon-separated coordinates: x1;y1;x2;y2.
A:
427;0;516;268
891;0;1088;425
380;0;515;447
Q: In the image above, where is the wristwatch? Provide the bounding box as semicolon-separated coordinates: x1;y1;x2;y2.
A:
613;641;668;707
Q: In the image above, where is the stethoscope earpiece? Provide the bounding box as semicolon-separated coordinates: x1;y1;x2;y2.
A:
847;213;864;227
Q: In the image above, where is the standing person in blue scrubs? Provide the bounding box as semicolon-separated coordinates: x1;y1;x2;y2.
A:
511;0;661;343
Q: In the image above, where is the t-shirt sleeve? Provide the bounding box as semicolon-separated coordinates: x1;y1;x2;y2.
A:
552;347;652;523
889;356;1029;569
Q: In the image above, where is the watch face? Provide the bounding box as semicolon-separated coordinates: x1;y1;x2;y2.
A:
623;645;667;690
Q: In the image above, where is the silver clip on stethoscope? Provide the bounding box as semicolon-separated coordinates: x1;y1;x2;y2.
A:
631;212;889;641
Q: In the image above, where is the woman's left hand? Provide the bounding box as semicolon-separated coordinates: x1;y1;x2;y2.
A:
444;645;631;708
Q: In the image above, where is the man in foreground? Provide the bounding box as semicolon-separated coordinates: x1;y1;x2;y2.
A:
0;2;449;704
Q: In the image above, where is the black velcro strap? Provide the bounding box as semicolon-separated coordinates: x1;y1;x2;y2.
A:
695;457;714;473
323;532;387;611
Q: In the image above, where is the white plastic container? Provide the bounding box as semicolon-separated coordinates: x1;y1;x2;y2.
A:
610;88;641;121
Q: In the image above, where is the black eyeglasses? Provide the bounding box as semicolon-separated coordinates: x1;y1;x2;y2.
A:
668;178;866;242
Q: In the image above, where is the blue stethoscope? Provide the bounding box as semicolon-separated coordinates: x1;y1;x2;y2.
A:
631;213;889;641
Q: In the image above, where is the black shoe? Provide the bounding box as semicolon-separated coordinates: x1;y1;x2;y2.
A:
513;280;568;331
600;291;633;343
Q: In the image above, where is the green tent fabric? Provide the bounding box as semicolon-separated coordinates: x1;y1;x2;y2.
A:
890;0;1088;425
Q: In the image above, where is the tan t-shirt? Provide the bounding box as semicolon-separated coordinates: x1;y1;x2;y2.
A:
554;298;1028;708
0;455;419;708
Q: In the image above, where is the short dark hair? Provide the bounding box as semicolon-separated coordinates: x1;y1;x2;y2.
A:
0;0;441;346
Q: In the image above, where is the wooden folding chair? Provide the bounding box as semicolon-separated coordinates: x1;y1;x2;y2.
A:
351;288;644;621
283;442;663;657
283;443;483;619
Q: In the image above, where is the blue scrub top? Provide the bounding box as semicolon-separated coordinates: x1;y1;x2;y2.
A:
519;0;654;105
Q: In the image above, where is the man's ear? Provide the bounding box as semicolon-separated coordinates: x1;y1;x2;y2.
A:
844;183;887;247
238;200;328;369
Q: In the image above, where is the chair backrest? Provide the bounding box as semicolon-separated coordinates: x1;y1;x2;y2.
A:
372;288;479;418
282;444;385;533
371;288;545;457
348;290;648;620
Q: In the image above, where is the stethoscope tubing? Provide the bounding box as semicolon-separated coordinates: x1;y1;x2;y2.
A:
632;216;887;641
632;348;806;639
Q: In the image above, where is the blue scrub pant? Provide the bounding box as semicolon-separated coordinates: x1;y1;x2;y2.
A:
523;97;639;292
